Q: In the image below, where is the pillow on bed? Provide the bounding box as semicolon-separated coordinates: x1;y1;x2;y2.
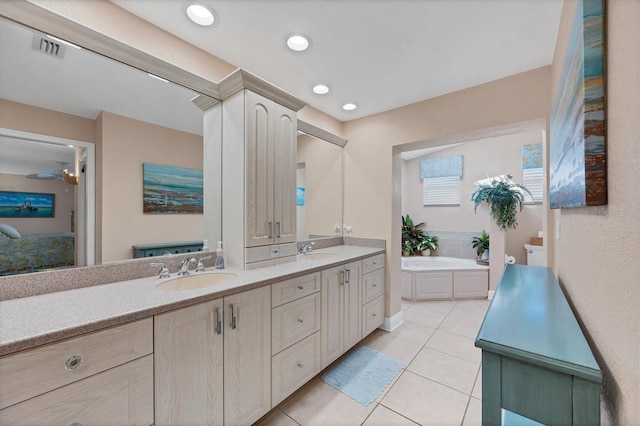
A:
0;224;21;239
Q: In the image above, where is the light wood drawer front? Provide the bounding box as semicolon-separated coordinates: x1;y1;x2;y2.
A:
362;268;385;304
271;272;321;307
362;254;384;275
362;295;385;337
272;332;321;406
272;292;321;355
0;355;154;425
0;318;153;410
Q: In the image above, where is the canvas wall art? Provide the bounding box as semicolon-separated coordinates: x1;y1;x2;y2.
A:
550;0;606;209
0;191;55;218
143;163;203;214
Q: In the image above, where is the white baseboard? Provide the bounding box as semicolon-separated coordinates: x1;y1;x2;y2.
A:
488;290;495;300
380;310;404;332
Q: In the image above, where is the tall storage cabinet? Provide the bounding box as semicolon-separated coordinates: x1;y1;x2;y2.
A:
220;70;306;269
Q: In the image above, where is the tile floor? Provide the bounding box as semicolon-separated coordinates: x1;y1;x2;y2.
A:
257;298;490;426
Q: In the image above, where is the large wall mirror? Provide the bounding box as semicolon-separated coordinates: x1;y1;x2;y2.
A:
0;16;219;275
296;121;346;241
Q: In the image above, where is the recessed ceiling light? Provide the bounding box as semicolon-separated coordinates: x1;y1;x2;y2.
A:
342;103;357;111
287;35;310;52
186;3;215;26
313;84;330;95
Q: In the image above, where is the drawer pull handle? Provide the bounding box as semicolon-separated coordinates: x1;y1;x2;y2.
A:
230;303;238;330
297;285;304;290
297;362;304;369
339;270;345;286
65;355;83;370
297;318;304;323
215;307;223;335
345;268;351;284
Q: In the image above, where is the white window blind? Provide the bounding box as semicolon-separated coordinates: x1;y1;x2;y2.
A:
523;168;543;203
423;176;460;206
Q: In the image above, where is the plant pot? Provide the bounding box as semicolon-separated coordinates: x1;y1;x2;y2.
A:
402;250;410;257
420;250;431;256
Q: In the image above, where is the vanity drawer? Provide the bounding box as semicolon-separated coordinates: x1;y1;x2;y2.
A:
362;295;385;337
0;318;153;410
0;355;153;425
271;272;321;307
362;254;384;275
272;332;321;406
362;268;385;304
272;292;321;355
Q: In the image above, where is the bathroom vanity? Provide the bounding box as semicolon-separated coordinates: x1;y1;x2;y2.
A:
0;246;385;425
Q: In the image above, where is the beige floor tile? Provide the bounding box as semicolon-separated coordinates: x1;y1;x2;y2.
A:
407;347;480;395
425;329;481;364
402;306;448;329
401;302;414;311
391;320;437;346
375;368;403;403
411;300;458;316
462;397;482;426
472;368;482;400
280;378;375;426
363;404;419;425
381;371;469;425
255;409;300;426
438;309;484;339
361;331;422;366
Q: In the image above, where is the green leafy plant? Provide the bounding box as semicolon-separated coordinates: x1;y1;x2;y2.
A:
402;214;426;255
471;175;532;231
418;234;439;253
471;230;490;257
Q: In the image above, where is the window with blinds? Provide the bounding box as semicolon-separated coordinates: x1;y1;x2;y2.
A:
523;168;543;203
423;176;461;206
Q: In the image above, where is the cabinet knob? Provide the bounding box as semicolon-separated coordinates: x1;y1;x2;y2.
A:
297;318;304;324
297;362;304;369
297;285;304;290
373;284;377;287
70;423;83;426
65;355;83;370
372;313;377;317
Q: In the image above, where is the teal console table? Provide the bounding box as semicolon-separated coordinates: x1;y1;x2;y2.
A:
475;264;601;425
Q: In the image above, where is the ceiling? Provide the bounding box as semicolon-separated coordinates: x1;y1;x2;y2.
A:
112;0;563;122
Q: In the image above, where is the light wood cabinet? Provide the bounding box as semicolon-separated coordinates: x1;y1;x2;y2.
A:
154;299;224;425
223;88;297;268
362;254;385;337
224;286;272;425
154;286;271;426
321;261;362;368
272;332;321;406
0;320;153;424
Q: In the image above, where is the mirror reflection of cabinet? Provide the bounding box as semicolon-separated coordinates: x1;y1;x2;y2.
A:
221;74;305;269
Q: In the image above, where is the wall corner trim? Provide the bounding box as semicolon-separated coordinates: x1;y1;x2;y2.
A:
380;311;404;332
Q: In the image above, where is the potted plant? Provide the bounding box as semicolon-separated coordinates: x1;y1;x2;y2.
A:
471;175;532;231
402;214;426;256
471;230;490;265
418;234;439;256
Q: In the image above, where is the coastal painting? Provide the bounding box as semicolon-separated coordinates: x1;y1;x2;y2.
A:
143;163;203;214
549;0;606;209
0;191;55;218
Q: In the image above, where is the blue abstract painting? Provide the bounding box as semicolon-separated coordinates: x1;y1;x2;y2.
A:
420;155;463;179
143;163;203;214
550;0;606;208
296;187;305;206
521;144;543;170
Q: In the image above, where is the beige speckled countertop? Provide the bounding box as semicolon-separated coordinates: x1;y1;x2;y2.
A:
0;246;384;356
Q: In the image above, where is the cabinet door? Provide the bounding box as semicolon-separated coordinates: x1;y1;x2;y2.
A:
245;90;275;247
224;286;271;425
155;299;224;426
272;101;297;244
321;265;344;368
343;261;362;351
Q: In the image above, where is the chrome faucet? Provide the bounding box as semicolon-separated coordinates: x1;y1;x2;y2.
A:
298;241;315;254
151;262;170;279
195;255;212;272
177;257;196;276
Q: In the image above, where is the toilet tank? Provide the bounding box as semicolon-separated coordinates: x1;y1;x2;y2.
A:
524;244;544;266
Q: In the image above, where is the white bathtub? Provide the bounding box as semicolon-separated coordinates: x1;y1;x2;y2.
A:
401;256;488;301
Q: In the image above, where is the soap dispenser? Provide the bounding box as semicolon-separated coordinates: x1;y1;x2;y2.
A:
214;241;225;269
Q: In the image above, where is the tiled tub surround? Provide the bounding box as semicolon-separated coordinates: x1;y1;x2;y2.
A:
428;230;484;259
0;245;383;356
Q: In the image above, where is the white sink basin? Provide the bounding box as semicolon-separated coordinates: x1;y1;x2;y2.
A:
156;272;238;291
297;252;341;261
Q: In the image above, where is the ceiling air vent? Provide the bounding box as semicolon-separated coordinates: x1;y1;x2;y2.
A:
32;34;66;59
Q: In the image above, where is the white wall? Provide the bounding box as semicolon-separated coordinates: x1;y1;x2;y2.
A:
402;131;544;264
